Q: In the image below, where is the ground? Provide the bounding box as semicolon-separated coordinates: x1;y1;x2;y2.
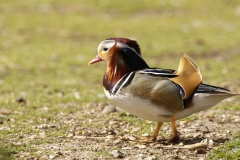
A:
1;101;240;159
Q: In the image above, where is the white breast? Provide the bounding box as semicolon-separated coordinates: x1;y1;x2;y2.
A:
104;89;231;122
104;88;174;122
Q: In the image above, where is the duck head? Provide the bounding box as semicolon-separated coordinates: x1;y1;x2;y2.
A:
89;38;149;85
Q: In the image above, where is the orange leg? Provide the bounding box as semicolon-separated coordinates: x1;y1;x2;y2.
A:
134;122;163;142
165;116;180;144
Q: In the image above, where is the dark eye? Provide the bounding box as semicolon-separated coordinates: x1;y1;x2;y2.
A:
103;48;108;51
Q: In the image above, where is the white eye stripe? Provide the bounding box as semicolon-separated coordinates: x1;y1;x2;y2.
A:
98;40;115;52
98;40;138;54
97;40;145;62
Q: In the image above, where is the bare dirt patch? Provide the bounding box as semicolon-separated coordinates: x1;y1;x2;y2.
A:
14;103;240;160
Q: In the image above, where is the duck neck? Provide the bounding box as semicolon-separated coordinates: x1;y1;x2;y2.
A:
103;57;149;91
103;60;129;91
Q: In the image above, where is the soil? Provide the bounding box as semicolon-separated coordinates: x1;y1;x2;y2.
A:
14;102;240;160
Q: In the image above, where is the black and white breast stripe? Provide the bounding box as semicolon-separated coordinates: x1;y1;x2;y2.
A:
111;72;136;95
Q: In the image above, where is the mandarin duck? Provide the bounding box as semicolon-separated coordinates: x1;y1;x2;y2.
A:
89;38;238;143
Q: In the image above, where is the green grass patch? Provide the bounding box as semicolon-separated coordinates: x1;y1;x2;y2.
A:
207;133;240;159
0;146;16;160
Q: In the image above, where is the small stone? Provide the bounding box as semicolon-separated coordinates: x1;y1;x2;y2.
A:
179;142;184;146
145;155;157;160
109;119;120;125
201;139;208;145
179;121;188;126
128;136;137;141
141;133;150;137
135;144;146;149
110;150;124;158
105;135;115;139
49;154;56;159
41;155;48;159
101;105;116;114
67;133;74;138
209;139;214;148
